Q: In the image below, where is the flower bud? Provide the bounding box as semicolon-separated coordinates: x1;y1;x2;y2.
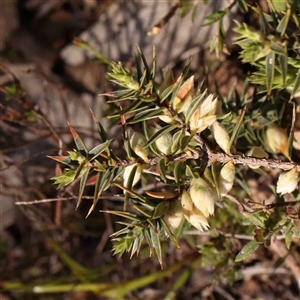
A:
189;177;216;217
123;163;142;188
129;130;150;162
266;125;289;158
218;161;235;196
276;167;299;195
173;76;194;116
109;62;140;90
190;114;216;134
189;94;219;133
198;94;219;117
164;200;184;233
210;121;231;154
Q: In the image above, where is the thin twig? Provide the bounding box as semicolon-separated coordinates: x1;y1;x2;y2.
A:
209;152;300;172
185;230;289;241
242;265;290;277
184;230;254;240
214;286;236;300
225;194;255;213
193;134;300;171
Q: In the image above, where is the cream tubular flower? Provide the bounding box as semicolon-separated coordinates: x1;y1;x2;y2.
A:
210;121;231;154
266;124;289;158
190;114;217;134
173;76;195;116
187;210;210;231
276;167;299;195
198;94;219;117
189;94;219;133
189;177;216;217
180;190;210;231
164;200;184;233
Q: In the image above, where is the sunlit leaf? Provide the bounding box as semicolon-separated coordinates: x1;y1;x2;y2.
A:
152;202;166;219
130;234;144;258
114;183;147;203
76;167;91;210
185;90;207;124
143;121;159;156
127;107;165;124
257;5;269;35
52;169;76;189
74;159;88;180
279;53;287;85
174;161;184;187
160;218;179;247
237;0;248;12
87;168;113;217
291;68;300;98
88;140;112;160
158;157;167;183
235;240;259;262
123;164;138;210
68;123;88;154
150;226;163;268
145;124;177;148
202;10;226;26
266;51;275;94
137;47;151;82
48;155;72;166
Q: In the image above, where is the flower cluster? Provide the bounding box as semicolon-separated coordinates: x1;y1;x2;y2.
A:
164;161;235;232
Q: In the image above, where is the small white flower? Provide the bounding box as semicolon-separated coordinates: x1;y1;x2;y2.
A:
276;167;299;195
218;161;235;196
